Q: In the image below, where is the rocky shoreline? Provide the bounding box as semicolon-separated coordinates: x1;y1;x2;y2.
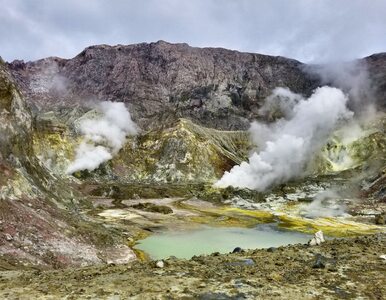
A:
0;233;385;299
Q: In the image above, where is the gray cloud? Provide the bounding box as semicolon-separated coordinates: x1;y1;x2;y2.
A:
1;0;386;62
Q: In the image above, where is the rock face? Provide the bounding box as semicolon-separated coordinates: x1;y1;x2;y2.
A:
0;58;32;163
104;118;251;183
34;117;251;183
7;42;386;131
365;53;386;109
8;41;319;130
5;43;386;193
0;59;46;201
0;60;135;269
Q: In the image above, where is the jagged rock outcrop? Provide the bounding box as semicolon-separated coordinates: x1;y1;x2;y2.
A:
8;41;319;130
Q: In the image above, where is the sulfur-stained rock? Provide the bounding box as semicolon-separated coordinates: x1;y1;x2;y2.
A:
32;116;252;183
0;61;136;269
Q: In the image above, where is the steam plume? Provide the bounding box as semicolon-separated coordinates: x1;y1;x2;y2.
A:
66;101;137;174
305;61;376;120
215;87;353;191
301;190;347;218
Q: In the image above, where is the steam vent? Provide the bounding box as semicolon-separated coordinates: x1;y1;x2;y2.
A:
1;1;385;298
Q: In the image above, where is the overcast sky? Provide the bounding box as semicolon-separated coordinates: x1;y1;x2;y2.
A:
1;0;386;63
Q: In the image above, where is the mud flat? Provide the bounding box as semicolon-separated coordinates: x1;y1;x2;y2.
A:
0;233;385;299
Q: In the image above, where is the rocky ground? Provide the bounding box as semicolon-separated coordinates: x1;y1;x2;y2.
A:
0;233;385;299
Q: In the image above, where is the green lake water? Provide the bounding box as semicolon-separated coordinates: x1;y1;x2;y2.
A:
134;224;311;260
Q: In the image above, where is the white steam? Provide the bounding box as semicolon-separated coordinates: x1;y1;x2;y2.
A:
215;86;353;191
305;61;376;120
257;87;302;121
301;190;348;218
66;101;137;174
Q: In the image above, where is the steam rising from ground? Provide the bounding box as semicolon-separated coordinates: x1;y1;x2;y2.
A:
301;190;347;218
215;86;353;191
66;101;137;174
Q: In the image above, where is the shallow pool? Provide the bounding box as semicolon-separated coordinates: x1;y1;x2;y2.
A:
134;224;311;259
